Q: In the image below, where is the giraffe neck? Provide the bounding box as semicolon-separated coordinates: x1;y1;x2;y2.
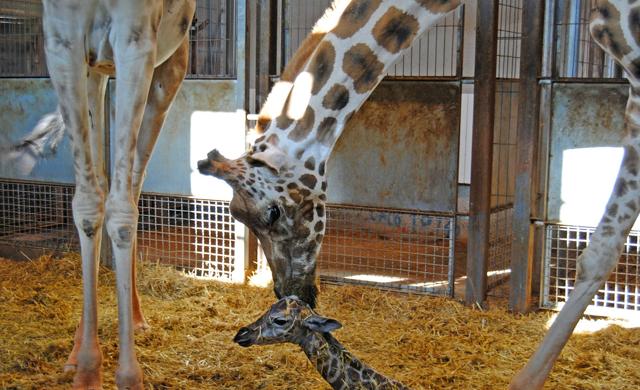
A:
298;331;406;390
256;0;460;169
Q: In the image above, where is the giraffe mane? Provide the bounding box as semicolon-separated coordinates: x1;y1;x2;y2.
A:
254;0;351;134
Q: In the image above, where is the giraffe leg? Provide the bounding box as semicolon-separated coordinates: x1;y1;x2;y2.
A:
43;31;106;389
510;85;640;388
129;36;190;331
64;71;110;374
105;4;163;389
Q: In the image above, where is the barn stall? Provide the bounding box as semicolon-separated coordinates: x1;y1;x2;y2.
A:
0;0;639;388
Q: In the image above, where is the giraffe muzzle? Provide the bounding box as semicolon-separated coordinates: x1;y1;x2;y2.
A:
197;149;233;178
233;327;255;347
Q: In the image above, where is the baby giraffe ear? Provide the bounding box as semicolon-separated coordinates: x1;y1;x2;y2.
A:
303;314;342;333
249;145;290;173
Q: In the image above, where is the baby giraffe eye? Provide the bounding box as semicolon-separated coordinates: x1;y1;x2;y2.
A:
267;204;281;225
273;317;288;326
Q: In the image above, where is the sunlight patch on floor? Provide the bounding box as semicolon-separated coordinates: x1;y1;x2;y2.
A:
344;274;407;284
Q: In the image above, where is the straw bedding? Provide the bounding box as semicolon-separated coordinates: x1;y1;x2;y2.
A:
1;254;639;389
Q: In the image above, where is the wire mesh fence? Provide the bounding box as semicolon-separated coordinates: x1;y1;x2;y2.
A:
0;179;75;252
0;0;47;77
553;0;621;79
281;0;463;78
317;205;456;296
543;224;640;314
188;0;236;78
0;0;236;79
0;179;238;280
486;0;523;296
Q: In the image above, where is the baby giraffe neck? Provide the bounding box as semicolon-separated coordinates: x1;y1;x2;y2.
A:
298;332;408;390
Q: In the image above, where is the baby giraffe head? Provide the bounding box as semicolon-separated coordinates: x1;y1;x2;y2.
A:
233;295;341;347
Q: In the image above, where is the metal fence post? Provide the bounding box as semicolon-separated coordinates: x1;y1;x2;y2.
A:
509;0;545;313
466;0;499;307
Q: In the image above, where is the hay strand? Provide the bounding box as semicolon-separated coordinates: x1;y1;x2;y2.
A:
0;255;639;389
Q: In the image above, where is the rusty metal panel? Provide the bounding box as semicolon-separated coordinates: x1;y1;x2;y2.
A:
0;78;73;183
327;81;460;213
547;83;630;227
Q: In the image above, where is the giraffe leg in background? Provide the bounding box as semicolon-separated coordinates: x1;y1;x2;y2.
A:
129;37;189;332
510;89;640;389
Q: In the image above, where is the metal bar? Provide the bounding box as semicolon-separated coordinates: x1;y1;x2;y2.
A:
256;0;272;108
509;0;545;313
447;216;456;297
465;0;499;307
541;0;556;79
541;224;553;307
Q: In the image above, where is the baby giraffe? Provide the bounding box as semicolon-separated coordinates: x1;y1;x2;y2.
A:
234;296;409;390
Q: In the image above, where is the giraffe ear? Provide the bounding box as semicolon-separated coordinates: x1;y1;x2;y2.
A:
303;314;342;333
249;145;290;173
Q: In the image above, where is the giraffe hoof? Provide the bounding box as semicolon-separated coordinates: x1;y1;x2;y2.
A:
72;369;103;390
134;320;151;333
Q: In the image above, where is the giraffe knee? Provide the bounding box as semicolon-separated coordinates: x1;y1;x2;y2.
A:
72;189;105;239
575;245;618;285
105;198;139;249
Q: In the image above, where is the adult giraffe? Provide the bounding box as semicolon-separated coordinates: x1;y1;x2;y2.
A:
40;0;195;388
198;0;640;388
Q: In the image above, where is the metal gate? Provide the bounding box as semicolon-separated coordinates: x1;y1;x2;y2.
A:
543;224;640;315
540;0;638;315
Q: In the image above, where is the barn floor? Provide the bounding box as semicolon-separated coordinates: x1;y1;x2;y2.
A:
1;255;639;389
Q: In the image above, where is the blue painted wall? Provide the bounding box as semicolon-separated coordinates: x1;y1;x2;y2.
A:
1;1;247;201
0;78;74;183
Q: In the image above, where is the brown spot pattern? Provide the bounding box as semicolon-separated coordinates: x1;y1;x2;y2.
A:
299;174;318;189
372;7;420;54
317;117;337;146
333;0;382;39
591;4;633;59
275;94;294;130
322;84;350;110
302;201;315;222
288;107;316;141
415;0;460;13
276;113;294;130
304;157;316;171
314;220;324;233
615;178;629;197
624;145;640;176
308;41;336;95
289;190;303;204
342;44;384;94
630;8;640;47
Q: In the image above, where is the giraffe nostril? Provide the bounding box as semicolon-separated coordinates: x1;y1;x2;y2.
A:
197;159;211;172
233;327;254;347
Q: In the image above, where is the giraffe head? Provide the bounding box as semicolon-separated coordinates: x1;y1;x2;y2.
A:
233;295;341;347
198;142;327;307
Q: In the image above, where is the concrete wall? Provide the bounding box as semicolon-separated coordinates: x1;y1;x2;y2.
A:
327;81;460;213
547;83;635;228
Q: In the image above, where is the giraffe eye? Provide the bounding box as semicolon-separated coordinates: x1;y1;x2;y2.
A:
267;205;281;225
273;317;288;326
